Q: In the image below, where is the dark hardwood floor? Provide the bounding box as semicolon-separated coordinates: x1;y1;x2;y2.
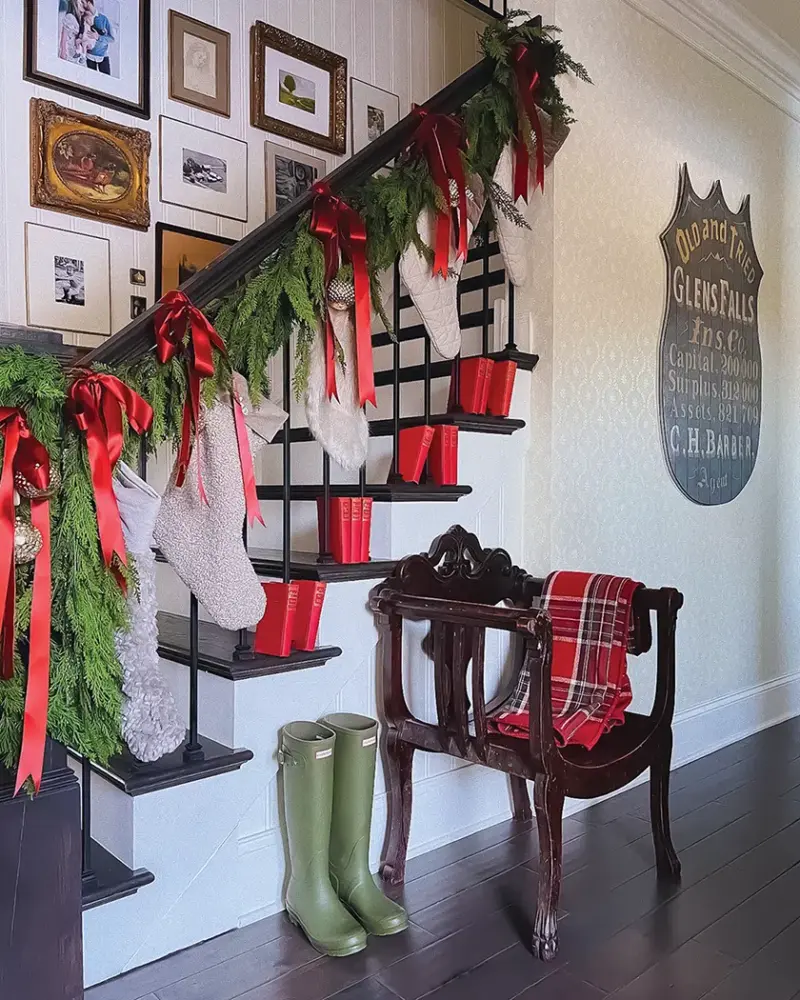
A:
86;717;800;1000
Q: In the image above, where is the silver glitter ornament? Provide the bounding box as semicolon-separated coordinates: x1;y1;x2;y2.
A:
15;516;42;564
327;276;356;311
449;178;475;207
15;463;61;500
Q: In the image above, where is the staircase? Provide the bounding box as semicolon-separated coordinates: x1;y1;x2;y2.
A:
78;9;541;988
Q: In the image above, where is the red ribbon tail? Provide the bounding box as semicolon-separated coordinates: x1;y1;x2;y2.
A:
175;400;193;488
530;104;546;192
232;393;264;527
84;428;128;594
0;423;19;680
433;209;452;277
1;564;14;682
351;247;376;408
15;499;51;795
325;315;340;402
513;134;530;203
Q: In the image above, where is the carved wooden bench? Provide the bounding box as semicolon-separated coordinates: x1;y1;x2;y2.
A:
369;525;683;960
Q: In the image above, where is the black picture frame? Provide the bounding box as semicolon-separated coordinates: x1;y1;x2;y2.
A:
155;222;237;299
24;0;151;120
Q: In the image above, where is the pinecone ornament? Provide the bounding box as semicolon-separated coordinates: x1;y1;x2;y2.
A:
449;178;475;208
15;516;42;563
327;275;356;311
15;463;61;499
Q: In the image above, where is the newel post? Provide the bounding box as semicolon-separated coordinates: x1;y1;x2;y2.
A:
0;740;84;999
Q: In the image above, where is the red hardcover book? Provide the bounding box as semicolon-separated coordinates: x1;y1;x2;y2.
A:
254;582;299;657
448;357;484;414
478;358;496;413
429;426;459;486
350;497;363;563
292;581;327;651
486;361;518;417
446;425;459;484
316;497;352;563
361;498;373;561
398;425;434;483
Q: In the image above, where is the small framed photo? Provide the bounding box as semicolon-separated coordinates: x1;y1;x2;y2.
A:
160;117;248;222
130;267;146;286
251;22;347;155
168;11;230;117
265;141;326;218
156;222;236;298
130;295;147;318
24;0;150;119
350;79;400;154
30;98;151;230
26;223;111;335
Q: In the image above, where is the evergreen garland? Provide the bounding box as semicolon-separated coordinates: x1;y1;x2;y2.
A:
0;14;588;777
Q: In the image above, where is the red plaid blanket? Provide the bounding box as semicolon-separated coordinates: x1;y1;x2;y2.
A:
491;572;641;750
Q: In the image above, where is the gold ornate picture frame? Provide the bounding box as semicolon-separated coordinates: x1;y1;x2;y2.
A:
250;22;347;155
30;99;151;231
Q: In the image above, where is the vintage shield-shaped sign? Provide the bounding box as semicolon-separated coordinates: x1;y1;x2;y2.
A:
658;165;763;505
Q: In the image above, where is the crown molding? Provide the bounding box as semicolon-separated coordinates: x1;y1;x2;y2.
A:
620;0;800;123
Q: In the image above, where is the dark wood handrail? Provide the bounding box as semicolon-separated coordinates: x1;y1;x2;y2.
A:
85;16;542;367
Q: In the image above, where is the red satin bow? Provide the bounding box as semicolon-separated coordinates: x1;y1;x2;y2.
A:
408;107;469;277
0;408;52;794
154;290;263;527
512;43;546;202
310;182;376;408
67;373;153;592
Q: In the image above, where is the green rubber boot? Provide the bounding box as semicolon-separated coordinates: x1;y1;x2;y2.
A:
280;722;367;957
320;713;409;936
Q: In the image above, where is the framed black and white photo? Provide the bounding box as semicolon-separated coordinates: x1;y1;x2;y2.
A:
169;11;230;117
265;141;326;218
26;223;110;335
25;0;150;119
160;117;248;222
350;79;400;154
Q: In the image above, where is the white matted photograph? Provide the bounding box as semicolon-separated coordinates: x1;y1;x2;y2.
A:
26;223;110;335
265;141;326;217
160;117;248;222
351;79;400;154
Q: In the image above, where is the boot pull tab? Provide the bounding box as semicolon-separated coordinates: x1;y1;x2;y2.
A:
278;746;302;767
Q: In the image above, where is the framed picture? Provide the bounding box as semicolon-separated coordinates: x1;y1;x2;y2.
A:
251;22;347;155
156;223;236;297
130;295;147;319
350;79;400;154
160;117;248;222
130;268;146;286
168;11;230;117
24;0;150;119
265;141;326;218
30;98;151;230
26;223;111;335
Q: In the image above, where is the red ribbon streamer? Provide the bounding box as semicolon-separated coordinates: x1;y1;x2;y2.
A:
0;408;52;794
408;108;469;277
67;373;153;592
512;43;546;202
154;291;263;527
310;182;376;408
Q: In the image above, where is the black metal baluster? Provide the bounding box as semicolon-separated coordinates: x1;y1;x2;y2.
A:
318;451;333;563
282;341;292;585
81;756;97;891
506;280;517;352
387;262;402;483
482;222;491;356
183;593;204;762
234;519;253;660
449;279;463;414
137;437;147;481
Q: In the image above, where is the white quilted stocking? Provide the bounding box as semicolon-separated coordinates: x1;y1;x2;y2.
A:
114;462;185;763
154;374;287;631
491;141;531;289
305;307;369;472
399;181;485;360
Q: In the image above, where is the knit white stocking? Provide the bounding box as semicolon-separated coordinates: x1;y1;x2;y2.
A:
398;178;485;360
305;307;369;472
154;374;287;631
114;462;185;763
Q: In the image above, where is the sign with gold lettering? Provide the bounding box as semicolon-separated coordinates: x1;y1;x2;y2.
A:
658;165;763;505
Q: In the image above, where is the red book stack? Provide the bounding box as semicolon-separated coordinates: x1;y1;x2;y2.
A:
397;425;434;483
254;582;299;657
292;581;327;651
449;357;495;414
429;426;459;485
316;497;373;564
486;361;518;417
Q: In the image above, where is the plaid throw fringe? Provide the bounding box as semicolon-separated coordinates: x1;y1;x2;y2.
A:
490;572;641;750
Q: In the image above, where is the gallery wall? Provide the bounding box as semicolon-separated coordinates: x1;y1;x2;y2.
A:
0;0;485;348
520;0;800;743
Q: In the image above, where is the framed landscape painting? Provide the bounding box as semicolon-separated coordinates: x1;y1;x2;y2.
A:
160;117;248;222
24;0;150;119
169;11;230;117
30;99;151;230
156;223;236;297
251;22;347;154
25;223;111;336
265;141;325;217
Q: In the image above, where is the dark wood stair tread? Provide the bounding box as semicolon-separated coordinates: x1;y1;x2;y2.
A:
255;483;472;502
82;839;154;910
